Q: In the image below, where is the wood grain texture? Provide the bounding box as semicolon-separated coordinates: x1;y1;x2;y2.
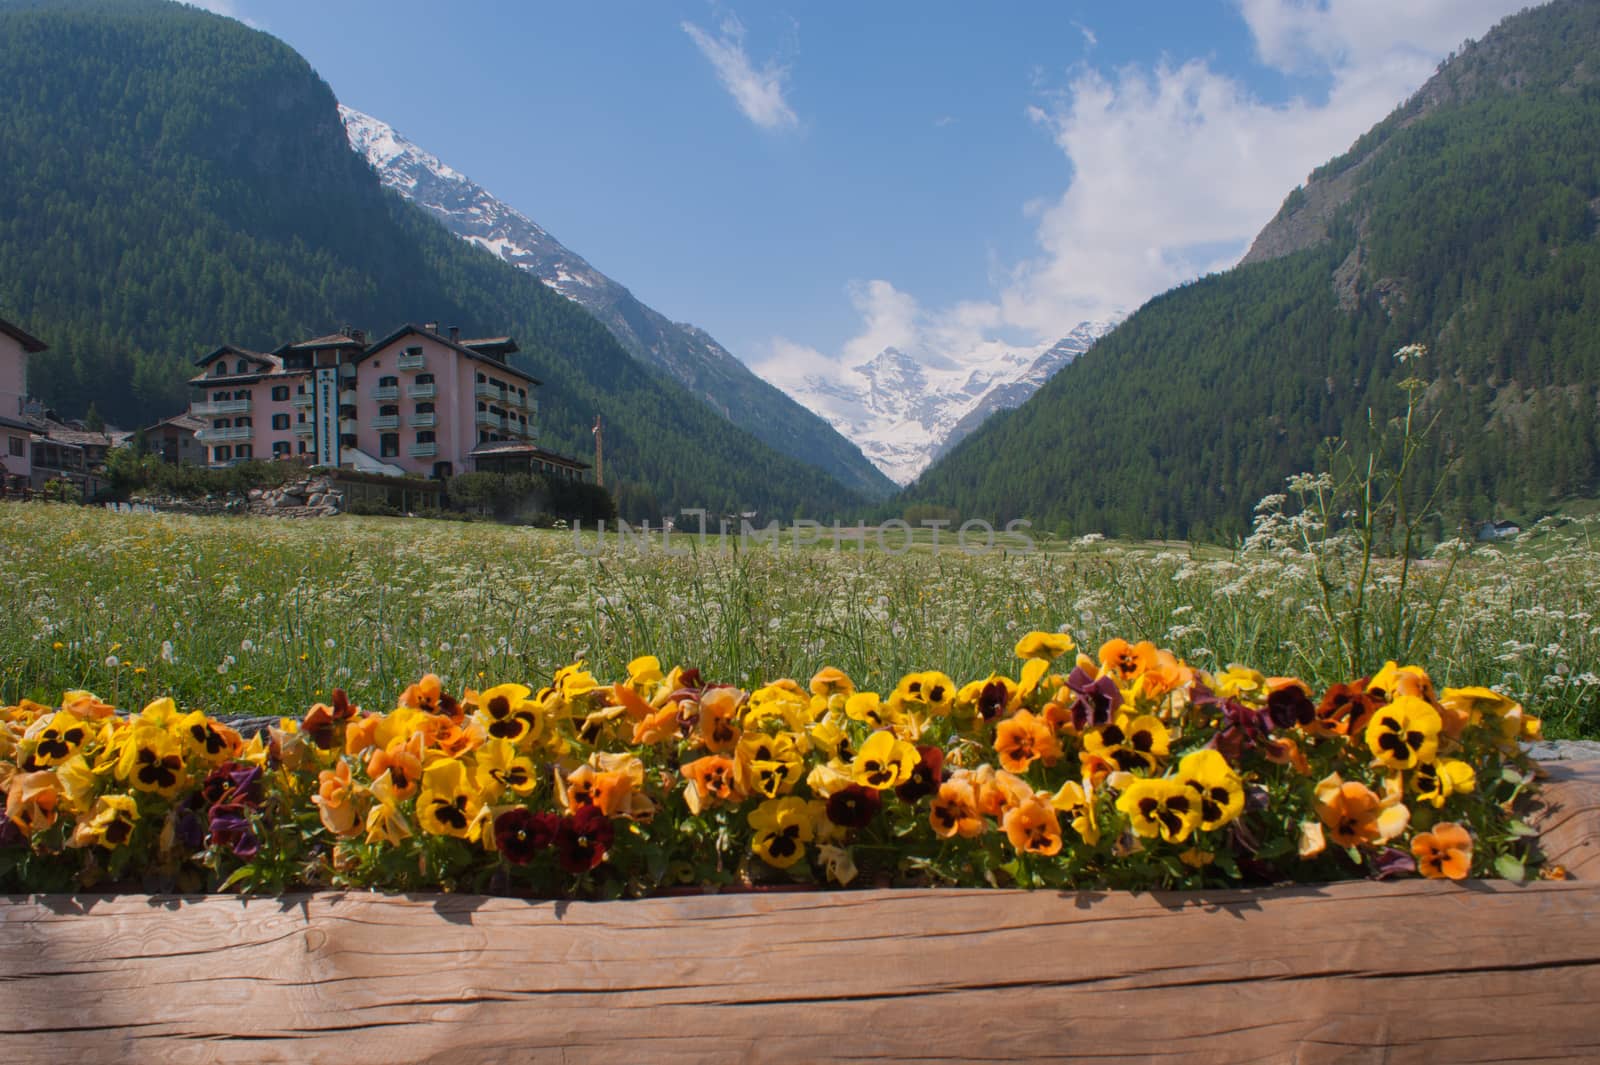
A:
4;759;1598;1065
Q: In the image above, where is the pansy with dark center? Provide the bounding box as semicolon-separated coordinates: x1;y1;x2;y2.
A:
494;808;559;865
1365;696;1441;771
202;761;264;808
826;785;882;829
302;689;356;750
556;805;614;873
31;714;87;766
135;747;183;792
1311;679;1382;737
207;802;259;859
976;680;1012;722
895;746;944;802
1065;666;1122;731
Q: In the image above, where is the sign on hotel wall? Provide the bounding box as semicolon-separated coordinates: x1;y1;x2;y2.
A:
315;368;341;467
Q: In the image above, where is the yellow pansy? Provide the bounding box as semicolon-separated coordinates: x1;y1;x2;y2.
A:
1116;778;1202;843
748;796;816;869
851;730;919;790
1412;758;1476;808
1172;748;1245;831
1365;694;1441;771
416;759;482;839
474;739;539;800
1013;631;1076;661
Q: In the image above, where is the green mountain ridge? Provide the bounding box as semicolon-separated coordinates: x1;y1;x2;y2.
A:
903;0;1600;540
0;0;865;518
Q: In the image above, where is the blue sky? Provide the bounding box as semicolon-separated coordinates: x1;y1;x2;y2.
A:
199;0;1528;382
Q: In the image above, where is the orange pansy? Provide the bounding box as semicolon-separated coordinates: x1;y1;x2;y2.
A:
1412;822;1474;879
993;710;1061;773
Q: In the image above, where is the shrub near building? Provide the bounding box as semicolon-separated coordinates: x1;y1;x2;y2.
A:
446;471;615;526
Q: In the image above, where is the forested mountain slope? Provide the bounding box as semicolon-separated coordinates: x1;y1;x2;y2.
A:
0;0;864;517
904;0;1600;540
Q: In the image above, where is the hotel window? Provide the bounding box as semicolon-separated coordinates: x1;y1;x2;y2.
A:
236;416;253;429
213;446;231;462
272;441;291;458
380;404;399;417
272;385;289;401
213;391;227;402
298;441;308;454
238;445;253;459
272;414;289;430
235;359;248;374
8;436;23;457
297;412;307;423
416;430;436;444
379;375;398;388
212;364;226;377
415;373;435;385
477;373;486;384
415;401;434;414
380;433;399;458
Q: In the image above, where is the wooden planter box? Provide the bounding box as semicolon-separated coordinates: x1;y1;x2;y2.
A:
4;760;1599;1065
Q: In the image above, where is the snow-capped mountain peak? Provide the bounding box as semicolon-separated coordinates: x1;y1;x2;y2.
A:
768;320;1118;485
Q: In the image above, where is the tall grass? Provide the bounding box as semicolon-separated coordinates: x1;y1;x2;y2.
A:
1;503;1596;735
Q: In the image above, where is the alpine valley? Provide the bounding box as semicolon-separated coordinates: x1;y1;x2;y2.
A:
341;106;1110;487
904;0;1600;539
340;106;894;499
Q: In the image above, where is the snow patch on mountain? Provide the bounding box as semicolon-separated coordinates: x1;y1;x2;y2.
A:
766;320;1117;485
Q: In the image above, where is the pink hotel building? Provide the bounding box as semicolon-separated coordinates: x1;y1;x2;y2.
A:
0;317;46;487
190;323;587;481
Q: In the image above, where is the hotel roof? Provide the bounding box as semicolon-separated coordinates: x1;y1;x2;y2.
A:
361;324;541;386
0;317;46;353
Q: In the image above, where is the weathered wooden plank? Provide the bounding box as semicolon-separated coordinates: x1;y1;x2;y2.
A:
3;760;1598;1065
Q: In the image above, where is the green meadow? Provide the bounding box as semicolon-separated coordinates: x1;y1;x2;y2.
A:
1;503;1596;736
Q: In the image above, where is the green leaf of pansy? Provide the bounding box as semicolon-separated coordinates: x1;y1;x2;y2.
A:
1494;855;1526;882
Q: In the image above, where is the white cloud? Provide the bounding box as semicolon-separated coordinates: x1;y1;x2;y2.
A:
1073;21;1098;49
183;0;264;30
682;13;799;131
762;0;1527;386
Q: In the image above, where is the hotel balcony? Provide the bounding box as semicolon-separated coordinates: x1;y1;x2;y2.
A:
474;382;505;402
409;412;437;429
339;418;360;435
397;351;427;371
293;423;315;436
339;389;358;406
197;426;253;443
409;441;439;458
475;410;504;429
369;415;400;431
191;399;252;417
371;385;400;402
290;393;314;408
407;383;438;400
